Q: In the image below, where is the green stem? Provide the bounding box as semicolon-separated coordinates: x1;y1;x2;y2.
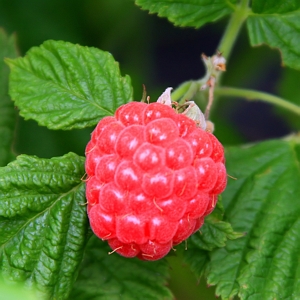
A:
171;80;203;103
171;81;193;102
214;87;300;116
218;0;250;60
172;0;251;102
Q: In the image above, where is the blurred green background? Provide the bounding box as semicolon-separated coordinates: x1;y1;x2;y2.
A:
1;0;299;299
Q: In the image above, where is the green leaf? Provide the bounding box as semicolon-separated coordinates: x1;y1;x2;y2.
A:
252;0;300;14
0;279;39;300
182;198;244;279
0;153;89;299
70;235;174;300
6;40;133;130
203;138;300;299
191;215;245;252
135;0;237;28
0;29;18;166
181;246;209;279
247;8;300;70
190;199;244;251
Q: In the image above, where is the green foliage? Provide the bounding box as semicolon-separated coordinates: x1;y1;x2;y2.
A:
221;138;300;299
247;11;300;70
135;0;236;28
182;199;244;280
1;0;300;299
70;236;173;300
184;138;300;299
0;279;39;300
6;40;133;130
0;153;89;299
0;30;18;166
242;0;300;71
190;201;245;252
251;0;300;14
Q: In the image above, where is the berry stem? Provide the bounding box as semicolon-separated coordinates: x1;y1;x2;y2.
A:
172;0;250;104
171;81;192;101
217;0;250;61
216;0;250;87
214;87;300;116
205;76;216;120
171;80;203;103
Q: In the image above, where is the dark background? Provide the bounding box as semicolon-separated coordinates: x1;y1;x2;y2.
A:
1;1;299;299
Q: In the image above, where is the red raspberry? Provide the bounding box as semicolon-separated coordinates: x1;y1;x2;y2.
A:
85;101;227;261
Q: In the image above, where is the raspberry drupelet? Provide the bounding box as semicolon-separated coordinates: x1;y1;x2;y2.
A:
85;92;226;261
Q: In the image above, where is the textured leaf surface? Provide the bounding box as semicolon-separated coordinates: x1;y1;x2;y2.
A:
0;153;89;299
135;0;236;28
190;199;244;252
252;0;300;14
182;198;244;278
6;40;133;130
191;138;300;299
0;29;18;166
70;236;173;300
247;6;300;70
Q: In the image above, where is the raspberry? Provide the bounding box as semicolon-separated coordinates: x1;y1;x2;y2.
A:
85;98;227;261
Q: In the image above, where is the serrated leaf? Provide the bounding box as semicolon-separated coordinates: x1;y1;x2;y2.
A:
135;0;237;29
191;219;245;252
0;153;89;299
247;9;300;70
6;40;133;130
70;236;174;300
204;138;300;299
182;197;244;279
0;29;18;166
188;199;244;252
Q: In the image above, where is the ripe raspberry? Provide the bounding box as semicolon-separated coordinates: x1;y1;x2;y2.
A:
85;97;226;261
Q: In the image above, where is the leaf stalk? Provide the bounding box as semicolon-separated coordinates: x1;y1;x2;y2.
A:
214;87;300;116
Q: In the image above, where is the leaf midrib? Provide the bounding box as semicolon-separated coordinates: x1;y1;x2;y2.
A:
10;62;115;116
0;181;84;252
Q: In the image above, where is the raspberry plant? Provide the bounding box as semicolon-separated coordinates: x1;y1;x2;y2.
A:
1;0;300;299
